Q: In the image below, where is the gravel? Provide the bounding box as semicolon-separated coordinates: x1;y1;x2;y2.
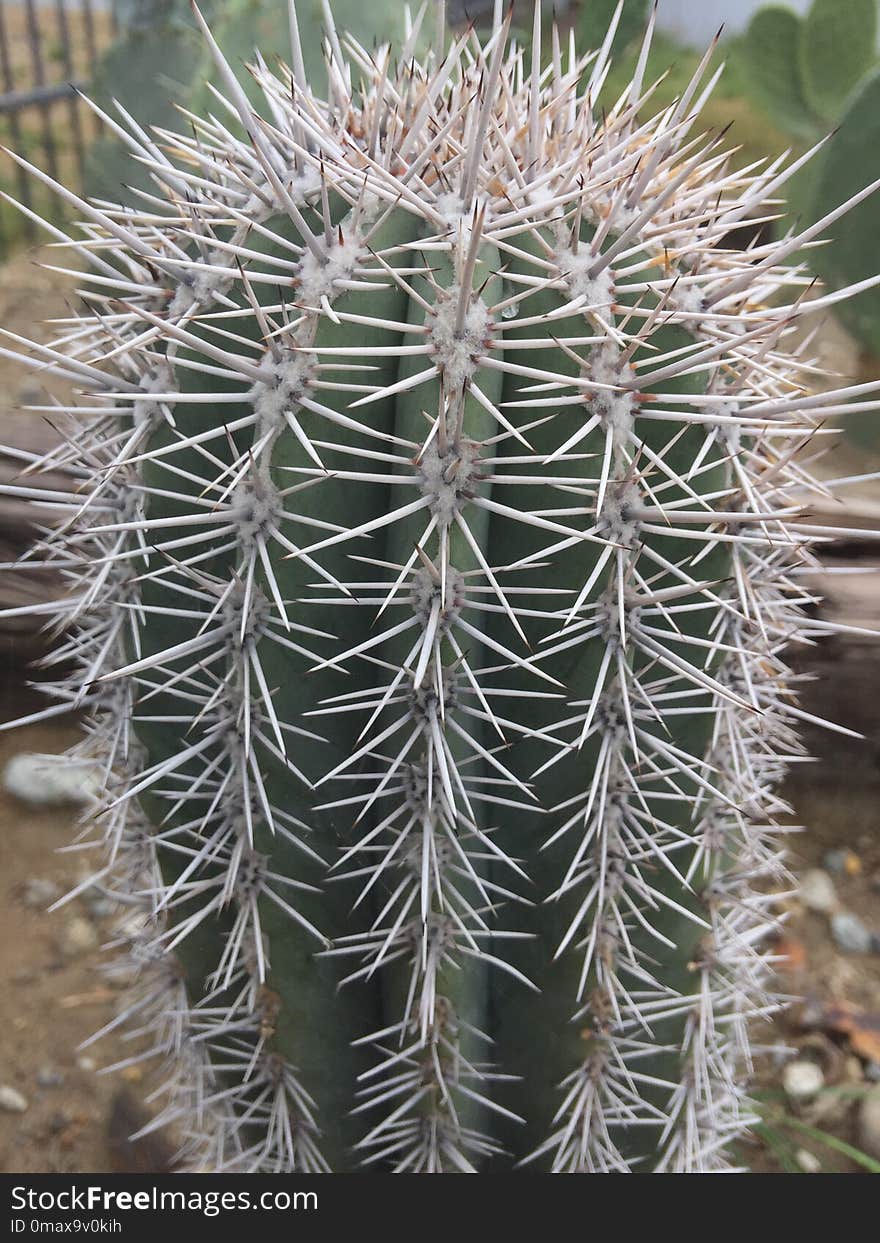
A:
783;1060;825;1104
831;911;874;955
59;916;100;958
0;1084;29;1113
799;868;838;914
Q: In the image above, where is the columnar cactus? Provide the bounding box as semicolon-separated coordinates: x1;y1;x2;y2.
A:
2;0;879;1173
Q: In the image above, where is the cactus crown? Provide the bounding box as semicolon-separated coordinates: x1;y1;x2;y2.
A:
2;0;879;1173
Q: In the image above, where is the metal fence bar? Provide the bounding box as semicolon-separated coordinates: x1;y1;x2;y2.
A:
23;0;60;186
0;3;35;240
0;79;87;113
79;0;101;104
53;0;88;189
0;0;118;250
80;0;106;139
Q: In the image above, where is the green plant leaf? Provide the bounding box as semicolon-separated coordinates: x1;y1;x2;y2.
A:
188;0;414;116
811;67;880;357
576;0;649;56
750;1121;807;1173
800;0;878;123
778;1114;880;1174
741;6;819;140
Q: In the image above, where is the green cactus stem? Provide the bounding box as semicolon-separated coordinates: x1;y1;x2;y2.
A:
1;0;879;1173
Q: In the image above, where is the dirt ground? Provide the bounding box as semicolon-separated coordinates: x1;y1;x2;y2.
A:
0;684;179;1174
2;630;878;1175
0;247;878;1175
0;253;175;1174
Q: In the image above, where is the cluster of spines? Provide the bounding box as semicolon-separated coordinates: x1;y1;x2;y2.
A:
1;0;879;1172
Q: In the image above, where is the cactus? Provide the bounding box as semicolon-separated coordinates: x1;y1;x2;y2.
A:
811;69;880;361
2;0;879;1173
84;0;218;203
576;0;649;59
743;0;878;131
87;0;412;203
740;0;880;366
742;6;817;139
189;0;422;110
799;0;877;122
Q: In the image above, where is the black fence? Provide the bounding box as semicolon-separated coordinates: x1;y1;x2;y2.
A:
0;0;118;246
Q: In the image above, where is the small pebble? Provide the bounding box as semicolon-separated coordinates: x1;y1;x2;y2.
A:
3;753;100;807
20;877;60;909
823;848;860;877
0;1085;29;1114
76;1056;96;1072
83;889;116;920
799;869;837;914
857;1087;880;1161
783;1060;825;1104
831;911;873;955
795;1148;822;1173
36;1067;64;1088
822;849;847;874
46;1109;72;1136
59;916;99;958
